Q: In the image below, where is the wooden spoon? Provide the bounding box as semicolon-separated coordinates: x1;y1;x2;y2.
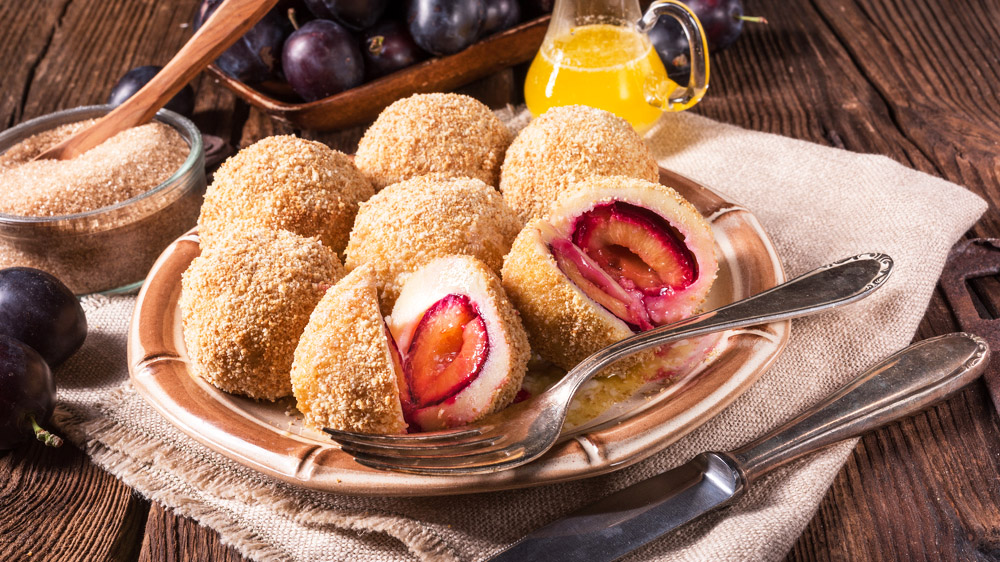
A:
35;0;280;161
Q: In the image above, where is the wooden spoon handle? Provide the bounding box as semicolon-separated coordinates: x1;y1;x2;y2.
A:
37;0;280;160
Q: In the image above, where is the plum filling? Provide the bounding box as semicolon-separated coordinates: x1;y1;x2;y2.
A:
549;237;654;331
550;201;699;330
402;294;490;409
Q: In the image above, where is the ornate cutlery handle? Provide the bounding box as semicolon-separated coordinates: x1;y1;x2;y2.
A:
729;332;989;484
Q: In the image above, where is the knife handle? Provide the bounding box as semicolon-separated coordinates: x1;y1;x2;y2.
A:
728;333;988;484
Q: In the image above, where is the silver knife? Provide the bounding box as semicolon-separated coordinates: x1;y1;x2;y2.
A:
488;332;989;562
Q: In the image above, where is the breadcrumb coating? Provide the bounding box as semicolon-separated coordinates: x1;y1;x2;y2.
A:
501;176;718;378
355;93;512;190
198;135;374;255
180;228;344;400
500;105;659;222
291;264;407;434
344;174;521;309
388;255;531;430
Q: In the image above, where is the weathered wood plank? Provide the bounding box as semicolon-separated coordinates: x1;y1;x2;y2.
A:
812;0;1000;236
0;0;71;128
781;0;1000;557
139;504;245;562
0;442;147;561
19;0;202;122
692;0;934;169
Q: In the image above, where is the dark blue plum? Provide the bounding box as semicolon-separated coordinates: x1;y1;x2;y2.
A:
361;20;427;80
303;0;387;30
282;19;364;101
684;0;746;52
0;335;60;450
519;0;553;18
481;0;521;36
107;65;196;117
0;267;87;368
408;0;485;56
648;15;692;85
195;0;292;83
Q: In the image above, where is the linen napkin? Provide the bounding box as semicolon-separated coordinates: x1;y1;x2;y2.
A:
51;110;986;562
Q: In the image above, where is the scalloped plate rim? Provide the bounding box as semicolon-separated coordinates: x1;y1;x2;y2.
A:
127;167;788;496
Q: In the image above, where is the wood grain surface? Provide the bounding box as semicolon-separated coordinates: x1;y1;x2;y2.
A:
0;0;998;560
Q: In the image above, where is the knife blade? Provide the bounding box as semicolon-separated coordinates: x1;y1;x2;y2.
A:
488;332;988;562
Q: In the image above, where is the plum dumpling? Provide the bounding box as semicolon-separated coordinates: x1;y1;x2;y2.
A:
291;256;529;434
502;175;718;377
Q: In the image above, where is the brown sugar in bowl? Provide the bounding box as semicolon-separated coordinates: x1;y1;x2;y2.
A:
0;105;206;294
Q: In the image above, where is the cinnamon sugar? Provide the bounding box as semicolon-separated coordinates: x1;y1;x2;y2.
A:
0;112;203;294
0;119;189;217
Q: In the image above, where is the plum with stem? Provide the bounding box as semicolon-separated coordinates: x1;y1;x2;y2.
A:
282;19;364;101
648;0;768;79
0;335;62;450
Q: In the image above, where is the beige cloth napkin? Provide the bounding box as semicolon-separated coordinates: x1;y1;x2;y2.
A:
52;110;986;562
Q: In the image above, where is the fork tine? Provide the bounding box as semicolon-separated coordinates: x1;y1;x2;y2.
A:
331;433;504;456
350;444;528;475
323;425;485;446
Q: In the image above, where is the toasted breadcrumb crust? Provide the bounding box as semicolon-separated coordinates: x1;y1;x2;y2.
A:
180;228;345;400
354;93;512;190
501;176;717;377
389;255;531;430
344;174;521;309
291;264;407;434
471;258;532;419
500;105;659;222
198;135;374;255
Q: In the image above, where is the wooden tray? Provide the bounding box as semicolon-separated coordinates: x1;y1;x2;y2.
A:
127;168;789;497
207;16;550;131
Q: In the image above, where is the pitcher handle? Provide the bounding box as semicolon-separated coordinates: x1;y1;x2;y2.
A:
638;0;710;111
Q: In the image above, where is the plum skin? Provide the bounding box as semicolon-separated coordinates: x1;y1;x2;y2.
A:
0;335;58;450
686;0;746;52
0;267;87;368
361;20;428;80
407;0;486;56
282;19;364;101
303;0;388;30
481;0;521;36
107;65;195;117
195;0;291;83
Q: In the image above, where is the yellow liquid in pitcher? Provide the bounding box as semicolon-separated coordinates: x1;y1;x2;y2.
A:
524;24;680;132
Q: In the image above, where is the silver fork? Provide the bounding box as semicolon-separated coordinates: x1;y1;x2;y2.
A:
325;253;894;475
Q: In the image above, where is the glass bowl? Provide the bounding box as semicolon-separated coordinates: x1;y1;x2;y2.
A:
0;105;206;294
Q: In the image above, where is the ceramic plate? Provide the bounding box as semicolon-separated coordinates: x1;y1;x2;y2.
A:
128;168;787;496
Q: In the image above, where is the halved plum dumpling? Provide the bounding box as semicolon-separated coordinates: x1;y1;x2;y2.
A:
293;256;529;435
388;256;530;431
501;175;718;375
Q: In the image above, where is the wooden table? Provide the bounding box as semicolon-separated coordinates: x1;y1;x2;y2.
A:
2;1;999;560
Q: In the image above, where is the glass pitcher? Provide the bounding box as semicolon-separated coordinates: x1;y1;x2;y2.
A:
524;0;709;132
